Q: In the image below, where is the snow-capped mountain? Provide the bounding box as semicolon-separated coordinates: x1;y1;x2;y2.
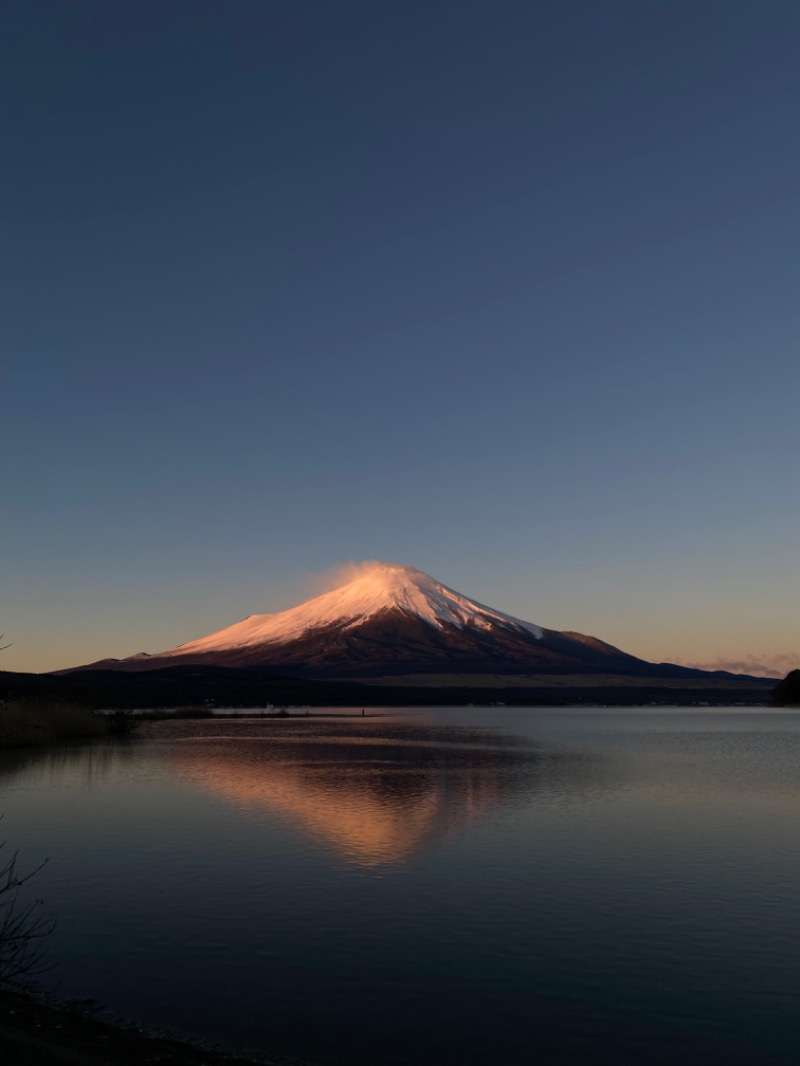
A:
76;562;682;679
163;563;545;655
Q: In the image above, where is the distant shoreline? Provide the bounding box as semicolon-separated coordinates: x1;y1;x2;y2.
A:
1;662;776;718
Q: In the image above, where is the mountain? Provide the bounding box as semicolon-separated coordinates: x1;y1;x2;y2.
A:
65;562;729;682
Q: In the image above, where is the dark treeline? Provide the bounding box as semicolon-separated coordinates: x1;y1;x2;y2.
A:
773;670;800;706
0;665;775;710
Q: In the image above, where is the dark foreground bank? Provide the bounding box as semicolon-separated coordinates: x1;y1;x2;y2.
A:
0;990;304;1066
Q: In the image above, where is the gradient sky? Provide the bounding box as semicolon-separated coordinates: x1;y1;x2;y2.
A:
3;1;799;676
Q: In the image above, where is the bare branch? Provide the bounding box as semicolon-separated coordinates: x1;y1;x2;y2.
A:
0;843;55;987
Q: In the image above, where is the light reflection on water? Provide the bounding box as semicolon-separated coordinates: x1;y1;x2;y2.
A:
1;708;800;1065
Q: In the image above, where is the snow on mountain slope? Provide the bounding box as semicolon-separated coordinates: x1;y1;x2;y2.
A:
149;563;544;660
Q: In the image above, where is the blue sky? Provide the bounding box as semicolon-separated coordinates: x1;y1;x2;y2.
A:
3;1;799;675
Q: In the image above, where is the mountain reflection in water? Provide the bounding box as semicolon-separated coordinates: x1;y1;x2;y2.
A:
164;719;602;866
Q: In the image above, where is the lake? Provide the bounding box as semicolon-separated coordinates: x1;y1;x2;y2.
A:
1;707;799;1064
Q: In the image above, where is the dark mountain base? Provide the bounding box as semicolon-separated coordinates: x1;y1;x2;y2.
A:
1;666;774;710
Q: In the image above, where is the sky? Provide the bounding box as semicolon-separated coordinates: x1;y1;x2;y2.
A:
2;0;799;677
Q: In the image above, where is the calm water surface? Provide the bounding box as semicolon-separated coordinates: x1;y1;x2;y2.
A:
1;707;799;1064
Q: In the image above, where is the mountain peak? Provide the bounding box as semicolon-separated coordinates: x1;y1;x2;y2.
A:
331;561;434;598
151;562;545;662
313;561;533;631
323;561;470;614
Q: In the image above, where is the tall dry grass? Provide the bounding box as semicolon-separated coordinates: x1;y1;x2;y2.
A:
0;700;109;748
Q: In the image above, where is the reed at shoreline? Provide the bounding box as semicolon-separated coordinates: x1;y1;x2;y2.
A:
0;700;111;748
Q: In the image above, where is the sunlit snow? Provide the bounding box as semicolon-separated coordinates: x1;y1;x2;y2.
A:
149;563;544;659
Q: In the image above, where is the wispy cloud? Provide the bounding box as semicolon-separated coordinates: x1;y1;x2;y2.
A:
669;653;800;679
302;560;393;598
